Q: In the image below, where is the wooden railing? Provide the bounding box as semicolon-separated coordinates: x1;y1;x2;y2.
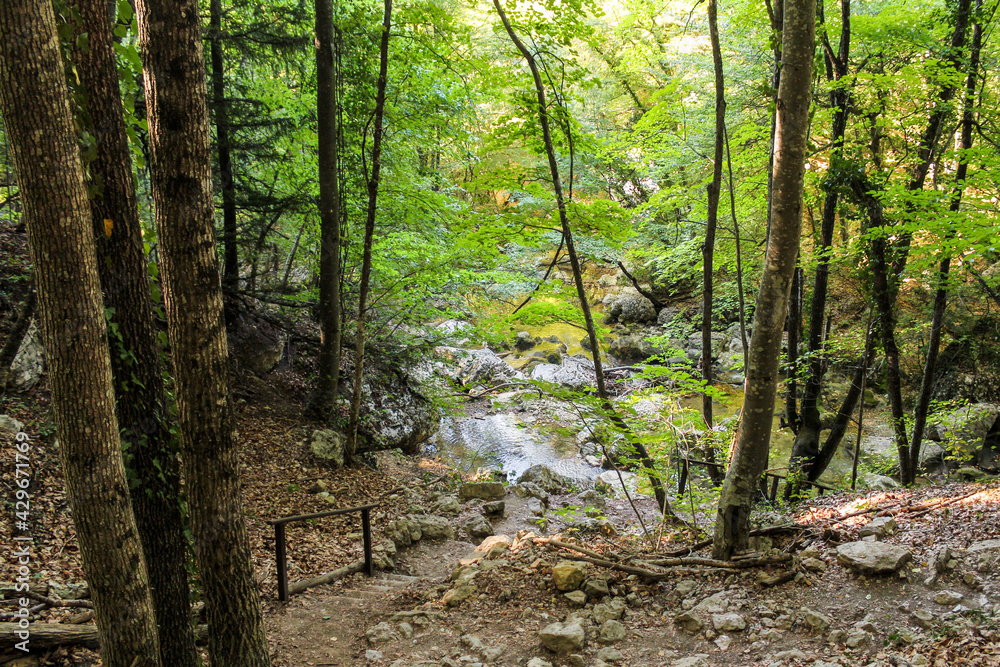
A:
267;503;378;602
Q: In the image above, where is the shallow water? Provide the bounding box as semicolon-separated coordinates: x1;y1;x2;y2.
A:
430;413;598;484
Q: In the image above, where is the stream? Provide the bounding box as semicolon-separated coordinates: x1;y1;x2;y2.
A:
429;321;861;494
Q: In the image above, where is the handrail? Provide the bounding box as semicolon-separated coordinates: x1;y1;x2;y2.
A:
268;503;378;602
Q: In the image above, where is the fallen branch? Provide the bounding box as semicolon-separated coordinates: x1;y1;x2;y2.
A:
287;560;366;596
542;539;790;578
25;590;93;609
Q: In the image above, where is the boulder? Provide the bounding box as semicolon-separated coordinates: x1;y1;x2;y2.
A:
515;331;536;351
352;359;440;455
459;482;505;501
584;578;609;598
836;541;912;574
551;561;587;591
457;348;525;386
414;515;455;541
926;403;1000;453
606;289;656;324
529;356;595;391
859;517;898;539
308;430;346;468
598;619;626;643
712;612;747;632
0;415;25;435
482;500;506;517
538;620;586;653
10;320;45;391
595;470;642;499
463;515;494;541
803;609;832;632
518;465;573;495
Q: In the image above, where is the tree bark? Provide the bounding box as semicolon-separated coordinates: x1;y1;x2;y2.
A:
210;0;239;290
347;0;392;461
305;0;344;422
0;2;161;664
493;0;673;515
906;0;981;485
72;0;198;663
786;0;850;493
133;0;272;664
713;0;814;560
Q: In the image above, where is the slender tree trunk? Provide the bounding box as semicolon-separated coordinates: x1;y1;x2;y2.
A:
784;261;801;434
724;127;749;370
808;319;877;482
494;0;673;514
281;221;307;289
702;0;726;483
713;0;814;560
134;0;271;664
763;0;784;245
73;1;198;663
0;2;160;664
906;1;981;485
786;0;850;493
347;0;392;461
891;0;971;276
210;0;239;290
305;0;344;422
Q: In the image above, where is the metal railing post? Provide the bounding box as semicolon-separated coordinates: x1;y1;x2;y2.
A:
362;507;373;576
275;522;288;602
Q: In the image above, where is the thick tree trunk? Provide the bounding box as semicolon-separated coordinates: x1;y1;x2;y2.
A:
494;0;673;515
133;0;271;664
348;0;392;462
305;0;344;422
907;2;981;485
713;0;814;560
702;0;726;483
210;0;239;290
72;1;198;664
786;0;850;492
0;2;161;664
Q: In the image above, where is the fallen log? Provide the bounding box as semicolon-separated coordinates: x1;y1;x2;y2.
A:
287;560;366;597
0;622;208;652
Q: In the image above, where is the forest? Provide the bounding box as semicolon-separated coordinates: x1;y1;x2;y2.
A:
1;0;999;665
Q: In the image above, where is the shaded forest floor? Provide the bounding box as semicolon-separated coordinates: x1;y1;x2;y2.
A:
2;371;1000;666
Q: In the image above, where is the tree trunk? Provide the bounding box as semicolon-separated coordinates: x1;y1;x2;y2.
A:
493;0;673;515
305;0;344;422
713;0;814;560
0;2;161;664
347;0;392;462
786;0;850;493
783;262;801;434
906;0;981;485
72;0;198;663
210;0;239;290
281;221;306;290
702;0;725;483
891;0;971;276
133;0;272;664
